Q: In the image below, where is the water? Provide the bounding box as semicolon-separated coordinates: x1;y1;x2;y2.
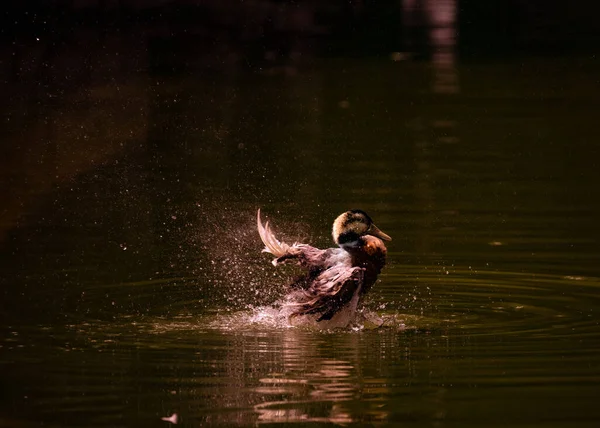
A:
2;53;600;426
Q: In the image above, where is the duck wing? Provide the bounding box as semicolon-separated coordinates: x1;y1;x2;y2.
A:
288;266;365;321
257;209;331;269
257;209;291;260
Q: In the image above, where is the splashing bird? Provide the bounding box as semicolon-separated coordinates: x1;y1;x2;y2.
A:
257;209;391;324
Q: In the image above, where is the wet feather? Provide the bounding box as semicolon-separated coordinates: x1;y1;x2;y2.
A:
257;208;391;324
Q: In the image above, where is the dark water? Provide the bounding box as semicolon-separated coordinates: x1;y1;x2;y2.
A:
2;55;600;427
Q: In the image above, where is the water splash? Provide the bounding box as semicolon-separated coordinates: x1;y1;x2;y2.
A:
206;303;409;332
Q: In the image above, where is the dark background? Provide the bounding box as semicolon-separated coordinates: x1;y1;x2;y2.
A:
2;0;600;315
2;1;600;75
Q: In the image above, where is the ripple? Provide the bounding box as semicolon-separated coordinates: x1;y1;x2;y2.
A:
3;266;600;427
379;266;600;342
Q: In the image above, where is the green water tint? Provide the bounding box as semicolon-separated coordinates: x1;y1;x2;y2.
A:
2;56;600;426
2;269;600;425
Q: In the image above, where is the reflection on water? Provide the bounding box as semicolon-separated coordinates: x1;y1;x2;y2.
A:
253;330;384;424
403;0;458;94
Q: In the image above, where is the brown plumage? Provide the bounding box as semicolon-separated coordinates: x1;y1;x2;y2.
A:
257;209;391;323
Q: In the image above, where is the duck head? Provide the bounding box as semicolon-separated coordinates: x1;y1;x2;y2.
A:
332;210;392;248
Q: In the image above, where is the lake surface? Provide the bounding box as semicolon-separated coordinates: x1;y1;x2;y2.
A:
2;54;600;427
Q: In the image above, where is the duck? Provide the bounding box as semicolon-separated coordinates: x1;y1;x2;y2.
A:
257;209;391;324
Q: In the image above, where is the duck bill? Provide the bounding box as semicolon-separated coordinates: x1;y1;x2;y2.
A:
369;224;392;241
